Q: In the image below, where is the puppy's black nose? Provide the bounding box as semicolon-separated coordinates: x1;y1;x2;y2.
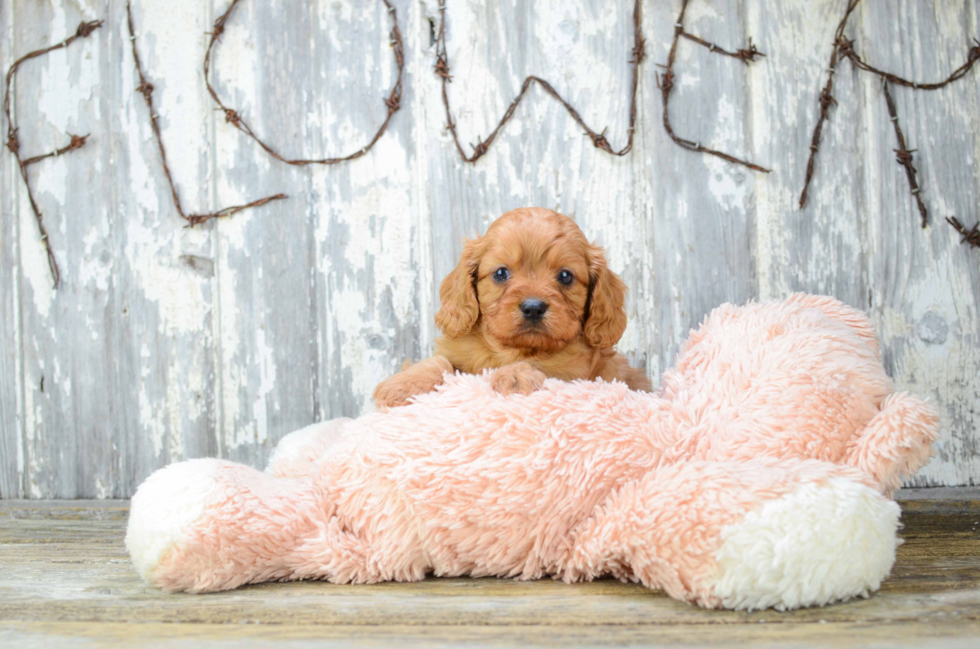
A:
520;299;548;321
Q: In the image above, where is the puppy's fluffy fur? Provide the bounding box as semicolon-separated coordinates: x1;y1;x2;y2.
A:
374;208;651;408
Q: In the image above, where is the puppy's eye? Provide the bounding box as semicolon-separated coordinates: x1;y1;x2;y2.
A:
493;267;510;283
557;270;574;286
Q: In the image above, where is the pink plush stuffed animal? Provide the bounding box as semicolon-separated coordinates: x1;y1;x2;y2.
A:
126;294;939;610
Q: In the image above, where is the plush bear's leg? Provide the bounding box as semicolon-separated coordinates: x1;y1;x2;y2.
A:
565;459;900;611
266;418;352;478
845;392;940;496
127;458;427;593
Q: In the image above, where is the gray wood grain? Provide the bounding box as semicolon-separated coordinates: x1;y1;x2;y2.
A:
641;0;760;381
746;0;871;308
209;0;318;468
8;1;113;498
0;0;21;499
113;0;221;497
1;0;978;496
859;0;980;486
2;497;980;648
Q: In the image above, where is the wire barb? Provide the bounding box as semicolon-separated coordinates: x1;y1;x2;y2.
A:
946;216;980;249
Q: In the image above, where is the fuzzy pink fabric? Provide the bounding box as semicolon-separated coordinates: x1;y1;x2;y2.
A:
128;294;939;608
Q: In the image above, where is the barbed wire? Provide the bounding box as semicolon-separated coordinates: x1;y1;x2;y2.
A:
838;35;980;90
799;0;980;237
946;217;979;249
433;0;644;163
8;2;978;268
882;82;927;228
656;0;769;173
126;1;286;226
4;20;104;289
203;0;404;166
798;0;861;210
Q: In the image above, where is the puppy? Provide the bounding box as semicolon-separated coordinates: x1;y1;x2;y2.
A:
373;207;651;408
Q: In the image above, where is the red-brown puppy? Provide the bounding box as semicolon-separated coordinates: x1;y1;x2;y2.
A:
373;207;651;408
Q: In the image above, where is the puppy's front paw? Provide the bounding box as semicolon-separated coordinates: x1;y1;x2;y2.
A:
373;376;433;409
373;357;453;409
491;362;547;396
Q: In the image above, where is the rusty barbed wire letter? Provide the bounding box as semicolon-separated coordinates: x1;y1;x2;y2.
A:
4;19;105;289
126;2;286;227
434;0;644;163
203;0;404;167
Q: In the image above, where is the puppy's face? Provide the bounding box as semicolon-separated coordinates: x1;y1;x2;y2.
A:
435;208;627;353
475;217;591;352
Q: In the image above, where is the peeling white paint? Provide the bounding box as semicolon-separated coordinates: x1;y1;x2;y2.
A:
2;0;979;497
19;206;57;319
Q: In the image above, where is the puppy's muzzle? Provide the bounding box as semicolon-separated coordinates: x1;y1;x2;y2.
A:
520;299;548;323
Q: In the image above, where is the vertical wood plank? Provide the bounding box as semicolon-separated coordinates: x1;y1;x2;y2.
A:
747;0;980;484
9;0;115;497
0;1;24;498
746;0;872;309
857;0;980;485
210;0;317;467
210;0;424;468
640;0;760;381
310;0;429;421
747;0;871;309
111;0;219;496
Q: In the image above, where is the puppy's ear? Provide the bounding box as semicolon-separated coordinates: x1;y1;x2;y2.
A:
435;237;484;338
583;244;628;349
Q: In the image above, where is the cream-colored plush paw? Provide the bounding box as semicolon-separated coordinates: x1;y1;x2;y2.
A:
711;477;900;611
125;459;223;583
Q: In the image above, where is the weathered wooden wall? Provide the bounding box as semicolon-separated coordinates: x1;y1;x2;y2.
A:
1;0;978;498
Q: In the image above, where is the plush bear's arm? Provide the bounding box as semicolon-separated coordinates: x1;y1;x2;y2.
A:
845;392;939;496
563;458;900;611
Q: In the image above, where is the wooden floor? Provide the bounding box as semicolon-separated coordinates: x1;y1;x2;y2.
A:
1;489;978;648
